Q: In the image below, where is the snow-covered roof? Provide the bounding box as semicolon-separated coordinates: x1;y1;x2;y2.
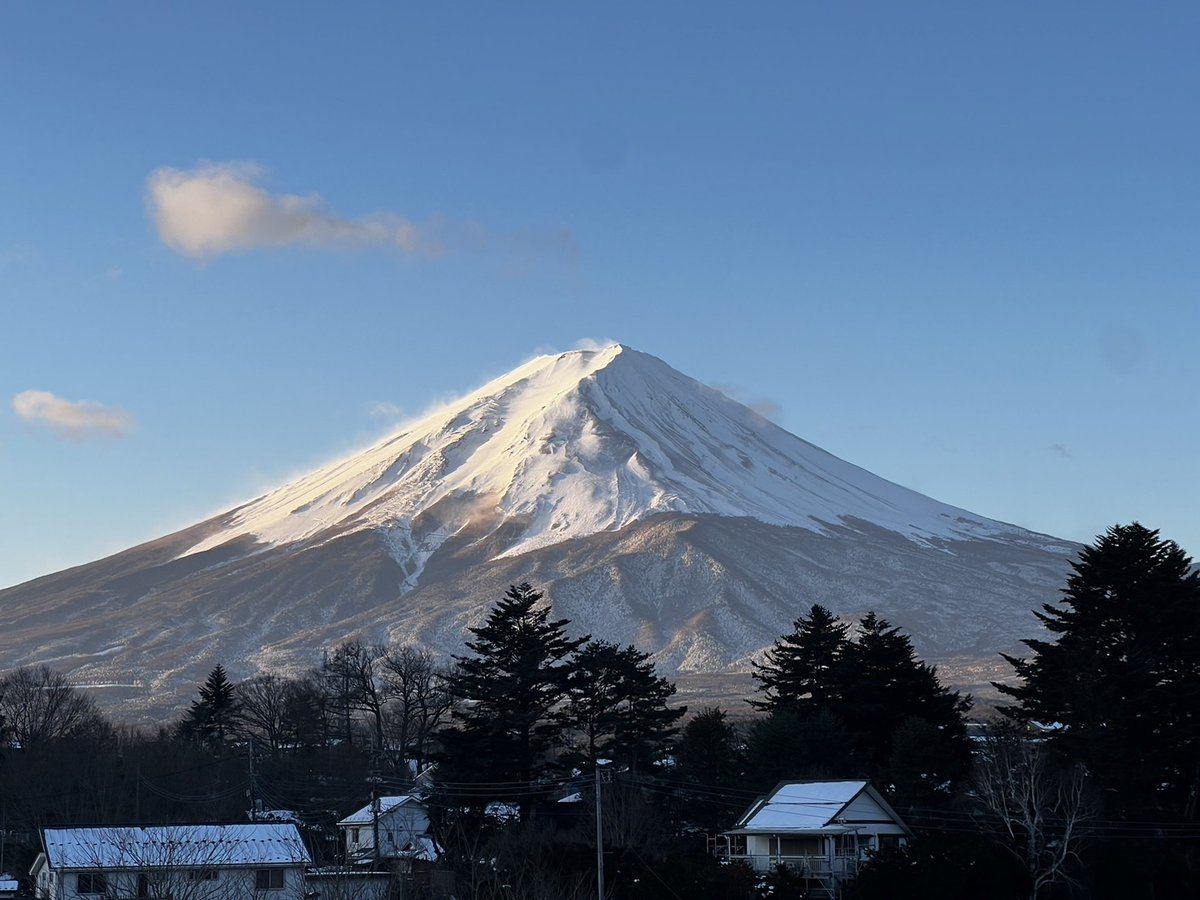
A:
483;802;520;823
398;836;438;862
729;781;905;834
42;824;311;871
254;809;301;824
337;795;423;827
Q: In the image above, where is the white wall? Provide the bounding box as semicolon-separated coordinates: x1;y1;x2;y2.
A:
40;866;305;900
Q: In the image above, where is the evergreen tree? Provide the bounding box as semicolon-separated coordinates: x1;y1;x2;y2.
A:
998;523;1200;819
180;665;242;751
750;607;970;795
745;708;855;789
752;604;848;713
565;640;685;773
675;706;741;789
437;584;587;814
886;716;965;808
839;612;971;784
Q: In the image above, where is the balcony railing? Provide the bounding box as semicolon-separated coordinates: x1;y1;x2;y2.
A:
719;851;862;879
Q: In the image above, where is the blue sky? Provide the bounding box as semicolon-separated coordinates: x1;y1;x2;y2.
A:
2;2;1197;589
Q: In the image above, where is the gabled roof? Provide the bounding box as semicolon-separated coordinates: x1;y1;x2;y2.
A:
41;824;311;870
337;795;424;827
728;780;908;834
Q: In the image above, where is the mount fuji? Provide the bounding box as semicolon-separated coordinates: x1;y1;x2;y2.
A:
0;345;1075;718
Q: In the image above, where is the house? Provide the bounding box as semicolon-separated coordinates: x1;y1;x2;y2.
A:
716;780;909;898
336;796;436;866
31;823;311;900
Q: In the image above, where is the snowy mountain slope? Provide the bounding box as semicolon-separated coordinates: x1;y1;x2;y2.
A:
0;345;1078;720
184;345;1057;570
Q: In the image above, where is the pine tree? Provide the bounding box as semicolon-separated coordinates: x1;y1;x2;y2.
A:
564;640;684;772
675;707;741;787
839;612;970;782
745;708;856;788
751;607;970;795
998;523;1200;819
181;665;242;751
674;707;744;831
752;604;849;713
437;584;588;814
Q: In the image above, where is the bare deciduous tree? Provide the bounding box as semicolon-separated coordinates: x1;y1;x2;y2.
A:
237;674;291;755
973;731;1095;900
437;815;594;900
324;641;388;750
380;645;452;775
0;665;104;748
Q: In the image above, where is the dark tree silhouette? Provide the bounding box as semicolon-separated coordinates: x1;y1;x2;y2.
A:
180;665;241;751
674;707;744;830
437;584;587;816
752;603;848;713
564;640;684;772
750;608;970;798
998;522;1200;819
0;664;104;748
838;612;971;784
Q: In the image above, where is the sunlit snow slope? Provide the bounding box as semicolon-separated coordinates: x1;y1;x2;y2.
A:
185;344;1038;574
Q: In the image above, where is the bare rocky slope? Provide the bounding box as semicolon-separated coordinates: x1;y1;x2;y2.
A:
0;345;1076;719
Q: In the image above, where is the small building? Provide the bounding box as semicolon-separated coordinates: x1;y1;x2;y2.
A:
31;823;311;900
336;796;436;866
716;780;909;898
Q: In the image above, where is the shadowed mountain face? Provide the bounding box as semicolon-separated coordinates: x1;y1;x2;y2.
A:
0;346;1076;720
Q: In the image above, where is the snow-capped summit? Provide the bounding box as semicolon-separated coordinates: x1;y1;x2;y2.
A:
0;344;1078;720
185;344;1034;575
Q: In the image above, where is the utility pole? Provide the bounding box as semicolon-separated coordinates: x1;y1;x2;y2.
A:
247;743;258;820
371;790;382;867
595;762;605;900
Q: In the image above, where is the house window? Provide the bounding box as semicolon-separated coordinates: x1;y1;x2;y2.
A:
188;869;218;881
77;874;107;895
878;834;904;851
772;840;820;859
351;828;360;844
255;869;286;891
777;837;821;857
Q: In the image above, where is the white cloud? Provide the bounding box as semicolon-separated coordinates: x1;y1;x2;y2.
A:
571;337;621;352
146;162;429;259
712;383;781;422
12;390;134;440
368;401;405;420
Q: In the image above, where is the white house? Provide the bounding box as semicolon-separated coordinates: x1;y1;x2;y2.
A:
717;780;909;897
31;823;311;900
336;796;436;866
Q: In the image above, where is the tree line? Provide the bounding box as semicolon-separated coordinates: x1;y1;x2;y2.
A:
0;522;1197;899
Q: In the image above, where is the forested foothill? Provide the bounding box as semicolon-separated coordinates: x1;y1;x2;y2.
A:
0;524;1197;898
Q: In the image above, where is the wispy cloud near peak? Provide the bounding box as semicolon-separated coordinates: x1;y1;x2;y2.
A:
12;391;134;440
